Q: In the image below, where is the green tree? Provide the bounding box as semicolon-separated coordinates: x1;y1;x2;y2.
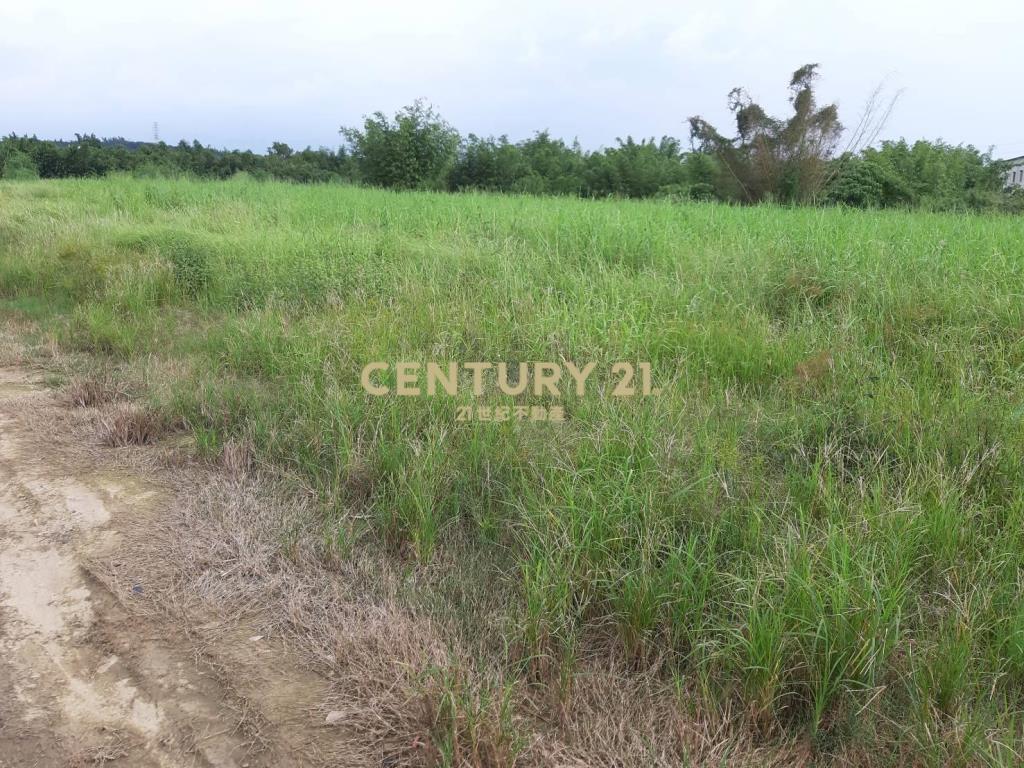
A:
269;142;294;158
449;134;530;191
828;140;1006;211
584;137;690;198
341;100;459;190
514;131;586;195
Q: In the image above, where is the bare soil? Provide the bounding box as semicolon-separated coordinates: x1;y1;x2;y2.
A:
0;367;334;767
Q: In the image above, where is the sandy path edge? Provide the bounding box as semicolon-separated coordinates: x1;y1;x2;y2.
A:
0;367;331;768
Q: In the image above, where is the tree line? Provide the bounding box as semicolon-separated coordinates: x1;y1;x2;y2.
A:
2;65;1020;213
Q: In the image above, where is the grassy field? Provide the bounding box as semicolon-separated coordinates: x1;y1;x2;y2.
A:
2;176;1024;765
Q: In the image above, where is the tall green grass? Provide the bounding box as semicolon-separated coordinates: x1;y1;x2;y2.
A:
3;175;1024;762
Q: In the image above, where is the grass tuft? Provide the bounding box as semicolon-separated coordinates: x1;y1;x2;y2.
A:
97;402;167;446
65;371;128;407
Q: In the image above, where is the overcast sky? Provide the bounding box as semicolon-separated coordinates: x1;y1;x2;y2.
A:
3;1;1023;157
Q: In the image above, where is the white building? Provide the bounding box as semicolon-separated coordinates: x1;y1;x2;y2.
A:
1006;155;1024;189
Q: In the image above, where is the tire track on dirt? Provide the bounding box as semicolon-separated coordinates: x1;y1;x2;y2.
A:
0;368;316;767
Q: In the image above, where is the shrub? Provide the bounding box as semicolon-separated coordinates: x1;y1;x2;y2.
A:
162;234;211;298
1;149;39;180
341;100;460;190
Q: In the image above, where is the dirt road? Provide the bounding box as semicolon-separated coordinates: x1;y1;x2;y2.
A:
0;368;328;767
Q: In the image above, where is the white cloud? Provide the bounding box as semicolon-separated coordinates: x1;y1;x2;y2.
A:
1;0;1021;155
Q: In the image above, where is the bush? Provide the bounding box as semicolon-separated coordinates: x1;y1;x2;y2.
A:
1;149;39;180
829;140;1006;212
341;100;460;190
162;234;212;298
827;155;912;208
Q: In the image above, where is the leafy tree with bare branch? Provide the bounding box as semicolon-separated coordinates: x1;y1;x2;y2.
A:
689;64;842;204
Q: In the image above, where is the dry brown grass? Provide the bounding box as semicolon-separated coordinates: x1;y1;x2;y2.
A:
0;316;41;367
793;349;835;383
65;372;128;408
63;731;136;767
96;402;166;447
219;436;255;477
